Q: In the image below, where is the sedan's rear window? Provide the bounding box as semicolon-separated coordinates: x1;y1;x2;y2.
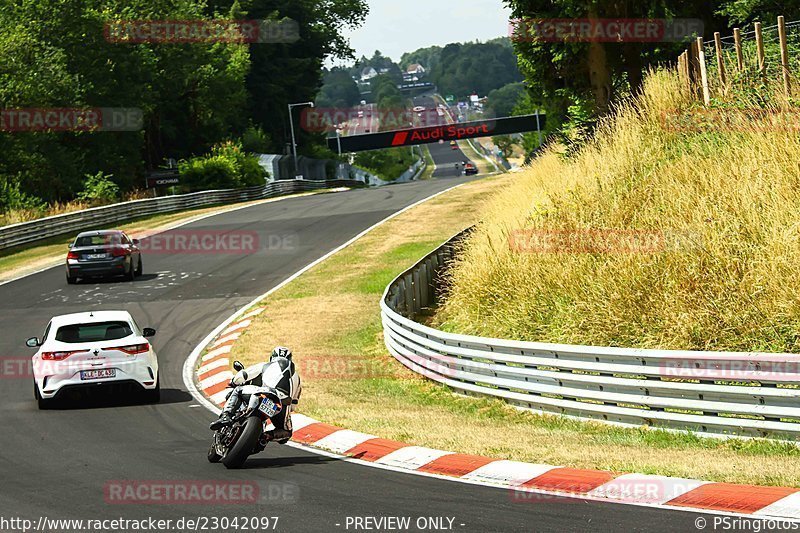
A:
74;234;121;247
55;321;133;343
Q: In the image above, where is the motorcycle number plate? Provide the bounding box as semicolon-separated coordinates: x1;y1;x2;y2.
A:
258;397;279;417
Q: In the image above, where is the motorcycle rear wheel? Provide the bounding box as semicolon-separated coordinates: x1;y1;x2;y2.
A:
221;416;262;469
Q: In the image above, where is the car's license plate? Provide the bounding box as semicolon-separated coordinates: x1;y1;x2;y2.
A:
80;369;116;380
258;397;279;417
86;253;107;260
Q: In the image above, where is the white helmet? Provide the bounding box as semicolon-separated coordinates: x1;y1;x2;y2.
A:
270;346;292;361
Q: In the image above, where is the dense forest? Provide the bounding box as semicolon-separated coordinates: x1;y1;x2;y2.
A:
0;0;367;211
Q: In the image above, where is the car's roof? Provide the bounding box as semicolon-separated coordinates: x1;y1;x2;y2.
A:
49;310;133;328
75;230;123;238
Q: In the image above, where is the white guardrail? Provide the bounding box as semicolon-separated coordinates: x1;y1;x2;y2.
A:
381;229;800;440
0;179;363;251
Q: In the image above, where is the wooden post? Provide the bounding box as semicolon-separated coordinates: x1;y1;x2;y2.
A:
683;51;691;90
681;52;688;86
778;16;791;96
754;22;765;83
733;28;743;72
689;39;698;96
714;32;727;90
697;37;711;105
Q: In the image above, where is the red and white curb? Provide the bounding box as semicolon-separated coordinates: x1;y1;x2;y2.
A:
183;184;800;522
191;305;800;521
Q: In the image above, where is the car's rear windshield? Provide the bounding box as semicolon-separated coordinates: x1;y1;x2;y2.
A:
74;234;121;247
55;321;133;343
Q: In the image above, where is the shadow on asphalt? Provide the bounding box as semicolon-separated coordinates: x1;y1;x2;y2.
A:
44;386;192;410
241;454;340;469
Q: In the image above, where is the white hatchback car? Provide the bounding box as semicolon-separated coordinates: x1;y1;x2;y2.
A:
26;310;160;409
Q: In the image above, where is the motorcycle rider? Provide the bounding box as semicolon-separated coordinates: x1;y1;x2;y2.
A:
209;346;301;443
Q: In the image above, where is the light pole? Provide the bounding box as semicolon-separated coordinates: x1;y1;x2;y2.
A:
288;101;314;179
335;128;343;156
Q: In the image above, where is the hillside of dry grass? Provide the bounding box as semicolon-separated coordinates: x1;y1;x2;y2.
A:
436;68;800;352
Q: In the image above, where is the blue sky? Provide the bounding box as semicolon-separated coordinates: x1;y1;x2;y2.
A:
339;0;512;63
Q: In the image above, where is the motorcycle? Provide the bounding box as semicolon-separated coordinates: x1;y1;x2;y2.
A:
207;361;288;469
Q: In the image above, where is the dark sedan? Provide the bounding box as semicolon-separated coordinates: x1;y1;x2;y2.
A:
65;230;142;284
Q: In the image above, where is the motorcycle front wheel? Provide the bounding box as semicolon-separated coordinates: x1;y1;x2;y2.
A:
221;416;262;469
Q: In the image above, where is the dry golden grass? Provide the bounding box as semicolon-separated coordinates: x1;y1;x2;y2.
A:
438;68;800;353
231;171;800;486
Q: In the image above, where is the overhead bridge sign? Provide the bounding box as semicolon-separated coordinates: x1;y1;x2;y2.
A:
328;114;545;153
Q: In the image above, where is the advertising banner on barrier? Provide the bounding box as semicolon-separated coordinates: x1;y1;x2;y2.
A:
328;114;546;153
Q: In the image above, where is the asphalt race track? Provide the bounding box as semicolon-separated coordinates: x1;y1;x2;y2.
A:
0;179;719;532
413;96;475;178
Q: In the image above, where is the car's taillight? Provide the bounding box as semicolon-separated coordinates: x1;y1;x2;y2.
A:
41;350;83;360
113;343;149;355
67;251;79;260
111;246;129;257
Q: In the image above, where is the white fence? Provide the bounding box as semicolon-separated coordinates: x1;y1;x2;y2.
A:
381;230;800;440
0;179;362;251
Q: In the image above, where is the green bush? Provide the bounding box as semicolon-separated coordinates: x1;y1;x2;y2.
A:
353;147;416;181
77;172;120;205
241;126;272;153
0;176;46;213
179;141;268;190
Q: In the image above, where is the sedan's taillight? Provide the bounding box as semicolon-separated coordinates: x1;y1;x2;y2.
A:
113;343;149;355
67;251;79;260
41;350;84;360
110;246;129;257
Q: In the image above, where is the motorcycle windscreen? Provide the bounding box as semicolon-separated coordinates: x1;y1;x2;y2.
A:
260;359;293;398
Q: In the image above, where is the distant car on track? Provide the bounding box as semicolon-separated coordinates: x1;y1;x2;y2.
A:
464;162;478;175
26;310;159;409
450;140;458;150
65;230;142;284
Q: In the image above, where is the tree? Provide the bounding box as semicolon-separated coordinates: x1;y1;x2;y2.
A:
208;0;368;156
492;135;515;158
430;41;523;98
486;82;526;118
0;0;368;209
719;0;800;24
400;45;442;71
504;0;728;131
316;67;361;108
